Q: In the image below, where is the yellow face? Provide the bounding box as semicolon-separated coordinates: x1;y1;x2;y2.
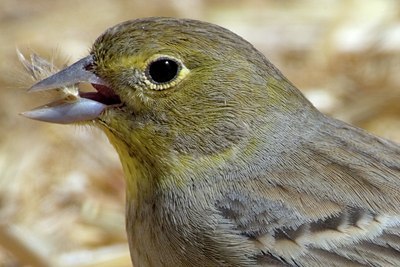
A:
88;18;276;159
25;17;312;175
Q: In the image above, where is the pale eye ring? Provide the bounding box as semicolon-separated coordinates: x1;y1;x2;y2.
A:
146;57;181;84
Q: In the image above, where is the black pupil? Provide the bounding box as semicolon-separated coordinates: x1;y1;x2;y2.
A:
148;59;179;84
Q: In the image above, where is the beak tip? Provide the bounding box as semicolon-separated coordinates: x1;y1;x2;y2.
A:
27;79;51;93
27;84;42;92
20;110;41;121
19;111;27;117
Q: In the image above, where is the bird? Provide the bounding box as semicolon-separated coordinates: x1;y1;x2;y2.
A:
23;17;400;266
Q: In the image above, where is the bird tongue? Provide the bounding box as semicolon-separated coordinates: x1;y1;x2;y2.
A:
81;83;121;105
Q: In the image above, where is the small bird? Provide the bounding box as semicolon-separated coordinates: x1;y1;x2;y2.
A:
24;17;400;266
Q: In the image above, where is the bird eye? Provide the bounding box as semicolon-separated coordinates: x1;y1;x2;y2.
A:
146;57;180;84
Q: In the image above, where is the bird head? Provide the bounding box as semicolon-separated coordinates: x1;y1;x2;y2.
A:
24;18;314;180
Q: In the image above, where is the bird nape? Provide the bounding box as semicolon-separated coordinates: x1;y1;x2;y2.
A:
23;17;400;267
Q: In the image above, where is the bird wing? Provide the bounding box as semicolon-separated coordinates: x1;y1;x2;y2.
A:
216;117;400;266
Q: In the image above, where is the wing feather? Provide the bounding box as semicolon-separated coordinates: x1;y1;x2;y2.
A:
216;117;400;266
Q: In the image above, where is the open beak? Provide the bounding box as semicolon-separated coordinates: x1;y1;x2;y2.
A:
22;54;120;124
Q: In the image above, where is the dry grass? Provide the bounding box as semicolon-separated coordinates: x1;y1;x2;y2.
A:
0;0;399;266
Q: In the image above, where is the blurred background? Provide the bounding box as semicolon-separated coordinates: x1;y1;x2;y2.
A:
1;0;399;266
